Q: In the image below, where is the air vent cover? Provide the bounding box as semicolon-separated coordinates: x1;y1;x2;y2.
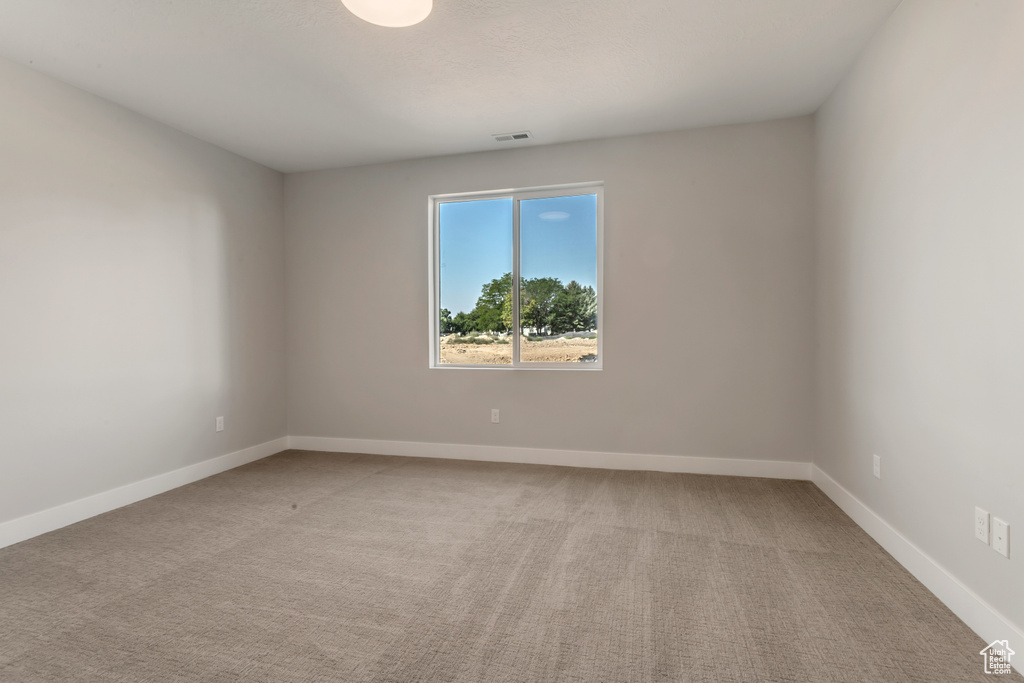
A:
492;131;533;143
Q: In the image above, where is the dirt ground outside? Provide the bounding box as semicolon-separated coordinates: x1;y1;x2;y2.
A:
440;335;598;365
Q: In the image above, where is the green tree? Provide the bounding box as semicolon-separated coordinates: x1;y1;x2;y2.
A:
451;274;592;336
520;277;563;334
471;305;500;333
550;281;597;333
477;273;511;309
439;308;454;334
450;311;476;335
580;285;597;331
470;273;512;333
500;289;513;331
550;281;581;333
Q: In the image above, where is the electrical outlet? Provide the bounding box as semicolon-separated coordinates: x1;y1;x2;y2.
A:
491;409;499;424
216;416;224;432
872;454;881;479
975;507;990;544
992;518;1010;558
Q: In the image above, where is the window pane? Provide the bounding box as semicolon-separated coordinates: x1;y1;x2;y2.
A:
519;194;599;364
438;198;513;365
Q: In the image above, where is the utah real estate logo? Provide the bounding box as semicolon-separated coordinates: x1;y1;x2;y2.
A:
980;640;1015;675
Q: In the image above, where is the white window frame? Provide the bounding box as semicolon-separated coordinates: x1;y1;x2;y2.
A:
429;181;604;370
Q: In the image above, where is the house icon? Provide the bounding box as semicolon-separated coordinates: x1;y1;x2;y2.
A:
980;640;1015;675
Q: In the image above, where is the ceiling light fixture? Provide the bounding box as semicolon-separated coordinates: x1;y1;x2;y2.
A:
341;0;432;27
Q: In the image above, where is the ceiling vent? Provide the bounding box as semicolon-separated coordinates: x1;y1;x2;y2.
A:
492;131;533;143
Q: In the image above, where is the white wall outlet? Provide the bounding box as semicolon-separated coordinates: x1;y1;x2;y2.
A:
216;416;224;432
491;409;499;424
992;517;1010;558
872;454;881;479
975;507;990;544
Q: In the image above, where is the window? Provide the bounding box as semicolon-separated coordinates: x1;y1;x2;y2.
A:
429;182;603;369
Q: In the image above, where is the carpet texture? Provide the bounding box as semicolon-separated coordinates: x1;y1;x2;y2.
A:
0;450;1015;682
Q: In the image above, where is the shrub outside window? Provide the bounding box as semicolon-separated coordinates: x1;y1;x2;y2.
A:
429;182;603;369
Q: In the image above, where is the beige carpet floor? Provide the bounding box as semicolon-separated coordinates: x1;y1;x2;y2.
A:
0;450;1015;682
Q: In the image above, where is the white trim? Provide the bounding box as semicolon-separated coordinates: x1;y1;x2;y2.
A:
6;432;1016;672
0;437;288;550
430;181;603;203
812;465;1024;660
427;193;439;368
286;435;811;480
512;189;521;363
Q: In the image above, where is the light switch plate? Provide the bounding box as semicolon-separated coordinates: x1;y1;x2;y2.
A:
992;518;1010;558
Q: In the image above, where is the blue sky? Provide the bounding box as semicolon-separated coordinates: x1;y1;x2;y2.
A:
439;194;597;315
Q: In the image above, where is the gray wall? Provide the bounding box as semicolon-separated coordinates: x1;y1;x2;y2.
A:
815;0;1023;629
286;118;816;461
0;57;287;525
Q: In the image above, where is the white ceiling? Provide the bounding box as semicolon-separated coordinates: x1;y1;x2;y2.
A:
0;0;900;173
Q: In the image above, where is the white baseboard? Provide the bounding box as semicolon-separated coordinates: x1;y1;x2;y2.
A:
287;435;813;480
0;437;289;550
812;465;1023;659
6;434;1015;671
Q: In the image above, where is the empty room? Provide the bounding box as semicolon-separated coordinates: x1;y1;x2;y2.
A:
0;0;1020;681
